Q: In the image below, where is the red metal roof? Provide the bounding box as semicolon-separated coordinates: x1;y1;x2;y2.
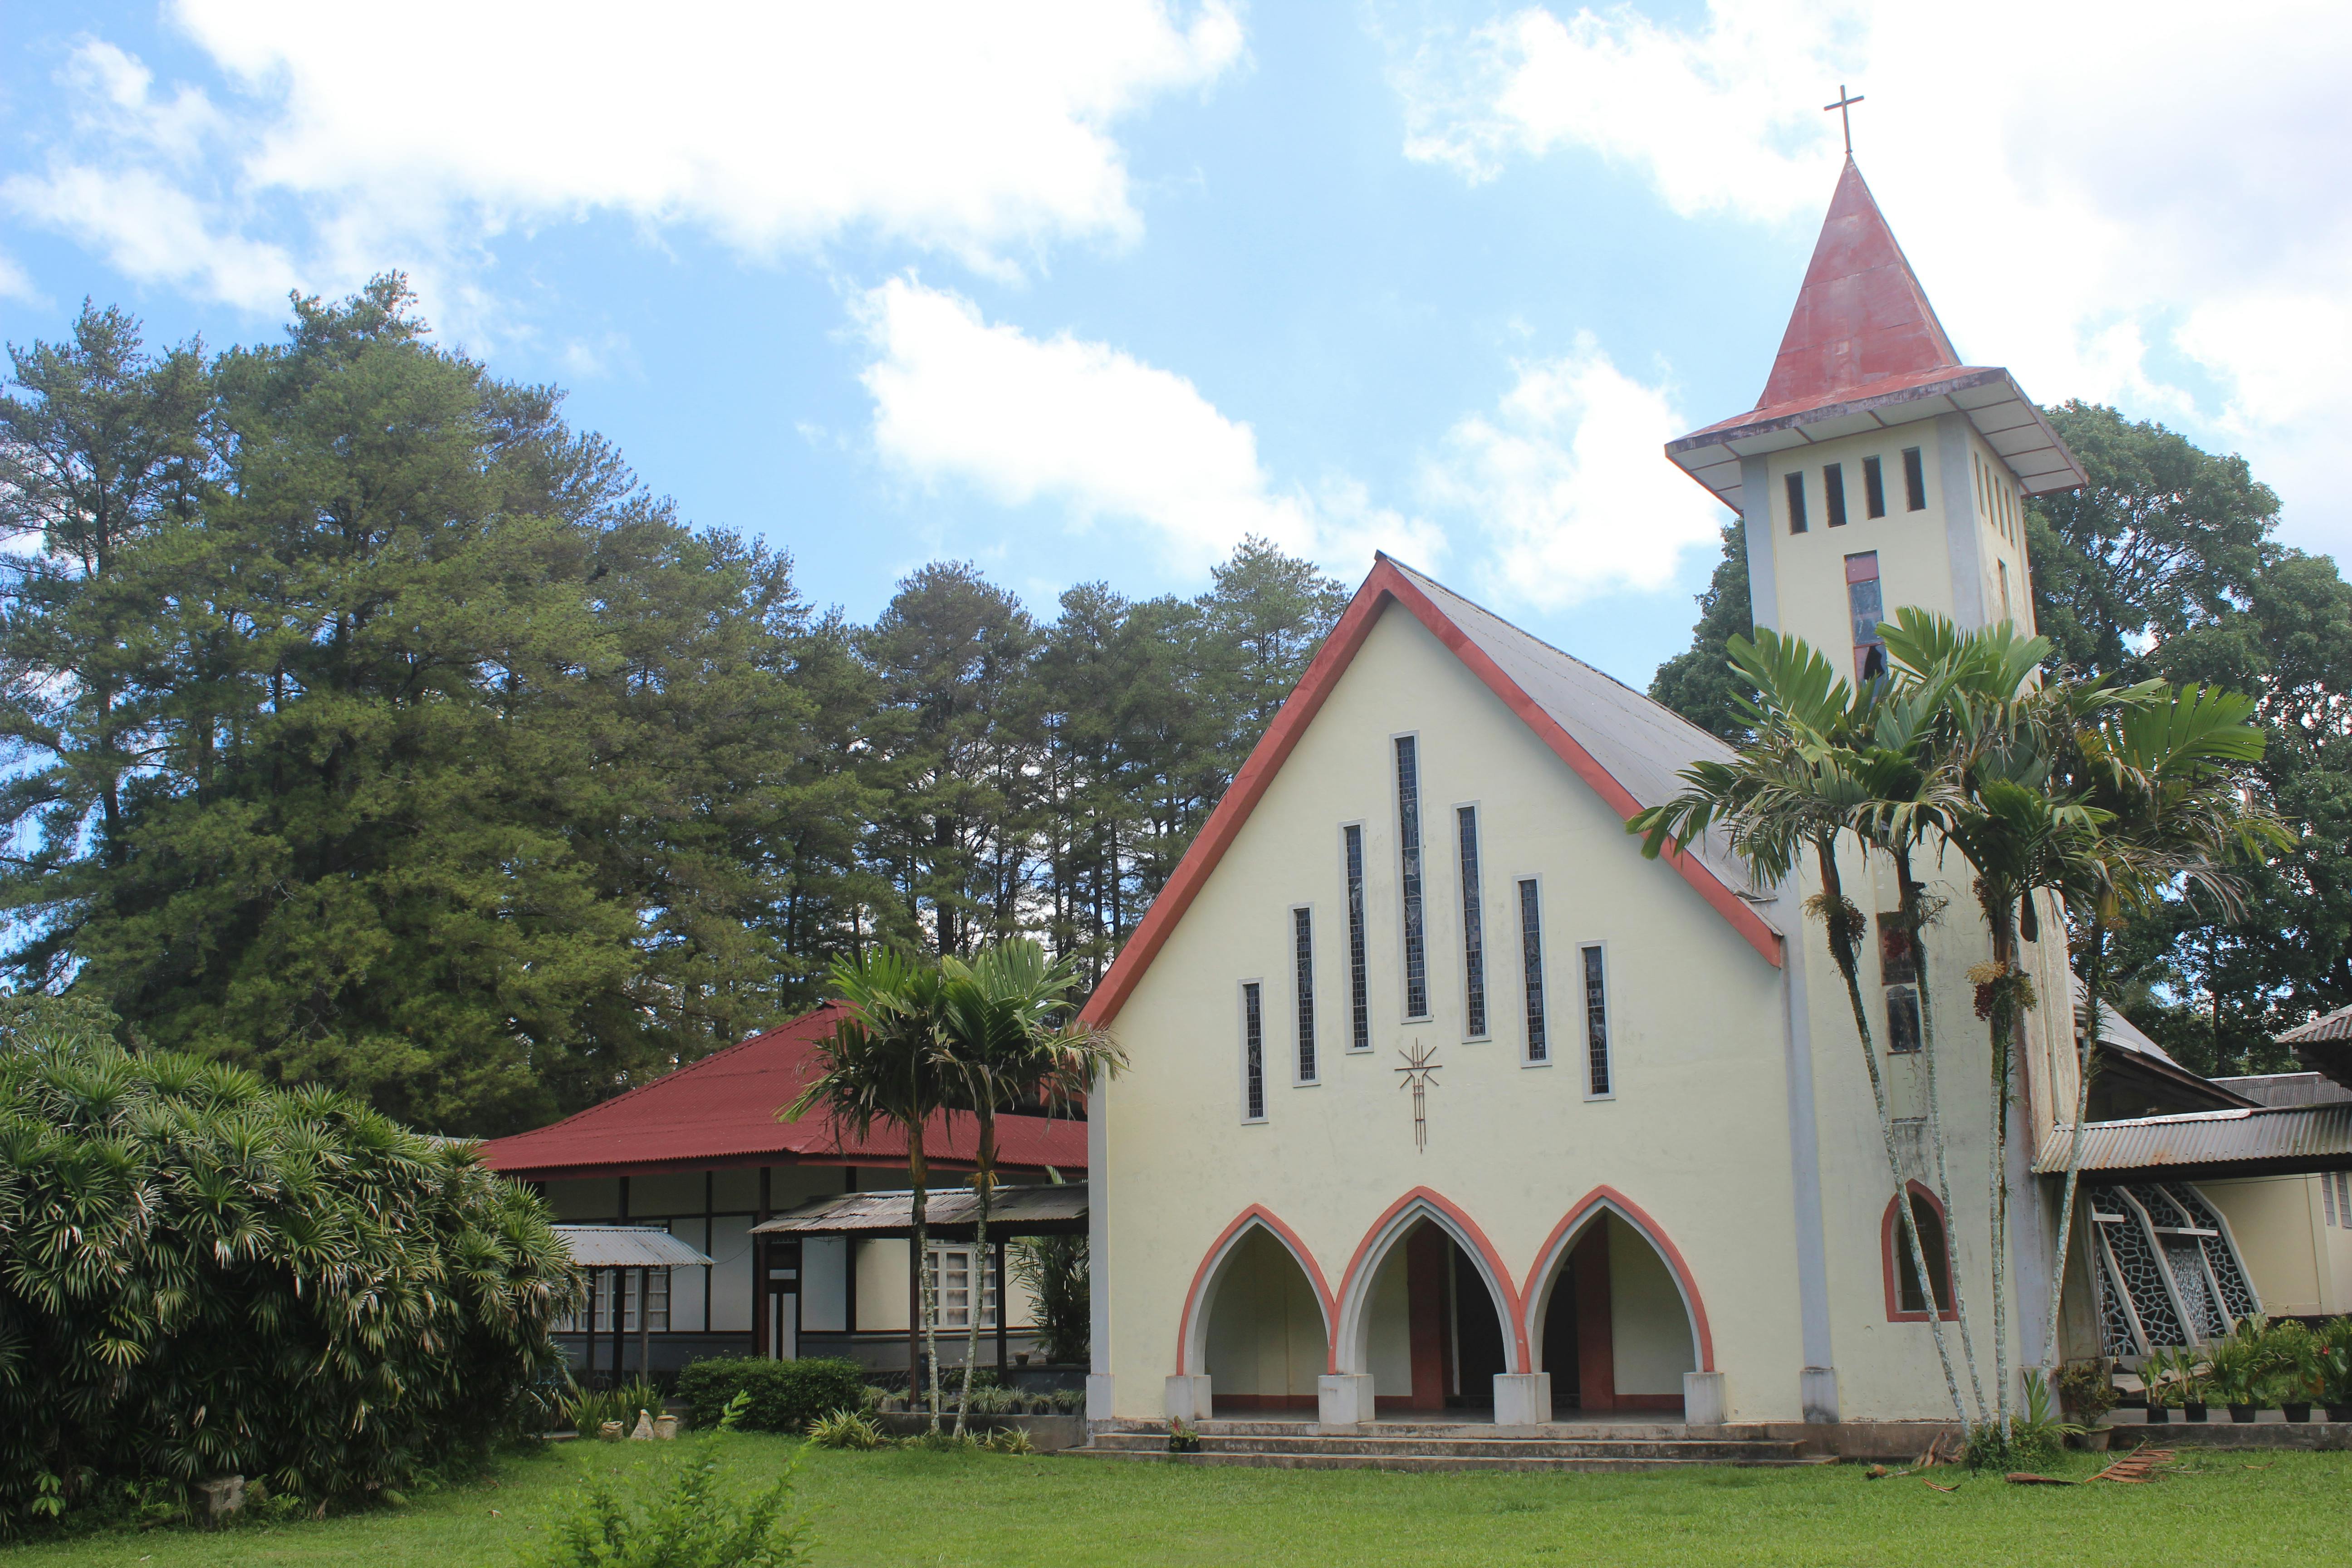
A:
477;1002;1088;1181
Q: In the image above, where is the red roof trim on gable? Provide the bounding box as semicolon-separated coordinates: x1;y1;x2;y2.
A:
1080;560;1781;1028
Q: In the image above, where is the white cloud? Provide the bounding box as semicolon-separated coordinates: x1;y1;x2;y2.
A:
857;276;1443;575
8;3;1244;317
1390;1;2352;545
1422;338;1723;607
0;251;39;305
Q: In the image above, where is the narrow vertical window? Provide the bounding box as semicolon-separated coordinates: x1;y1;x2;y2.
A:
1343;825;1369;1050
1395;737;1428;1019
1293;907;1317;1083
1784;471;1808;534
1878;912;1921;1054
1901;447;1926;511
2327;1168;2340;1228
1846;552;1886;683
1518;878;1547;1064
1455;807;1486;1037
1242;982;1265;1121
1823;462;1848;528
1862;455;1887;519
1581;945;1611;1097
1998;559;2013;623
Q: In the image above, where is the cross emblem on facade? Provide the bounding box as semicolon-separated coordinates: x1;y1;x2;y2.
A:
1823;84;1865;154
1396;1038;1441;1153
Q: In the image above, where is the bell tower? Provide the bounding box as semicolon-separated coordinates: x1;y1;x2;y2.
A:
1665;158;2083;681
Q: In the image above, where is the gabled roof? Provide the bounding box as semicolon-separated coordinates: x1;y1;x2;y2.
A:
1665;158;2084;510
2030;1103;2352;1181
2283;1001;2352;1091
1079;557;1782;1028
478;1002;1088;1181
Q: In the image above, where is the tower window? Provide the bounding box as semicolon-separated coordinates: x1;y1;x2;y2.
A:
1395;736;1428;1020
1784;471;1808;534
1242;981;1265;1122
1846;552;1886;683
1998;559;2012;623
1886;1188;1955;1318
1862;456;1887;519
1293;906;1317;1084
1823;463;1848;528
1519;878;1547;1064
1878;912;1921;1054
1581;945;1612;1097
1901;448;1926;511
1457;807;1486;1039
1343;824;1369;1051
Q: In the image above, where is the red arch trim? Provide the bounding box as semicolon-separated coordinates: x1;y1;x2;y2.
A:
1175;1205;1338;1376
1881;1181;1957;1323
1522;1185;1715;1373
1336;1186;1530;1375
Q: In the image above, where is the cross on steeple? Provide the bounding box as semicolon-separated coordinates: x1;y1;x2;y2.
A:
1823;84;1865;154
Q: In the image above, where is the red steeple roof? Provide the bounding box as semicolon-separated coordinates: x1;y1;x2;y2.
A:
1663;158;2085;508
1754;156;1960;418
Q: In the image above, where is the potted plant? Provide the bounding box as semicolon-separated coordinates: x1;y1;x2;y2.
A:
2136;1347;2177;1424
2054;1359;2118;1445
2320;1316;2352;1422
2179;1351;2212;1423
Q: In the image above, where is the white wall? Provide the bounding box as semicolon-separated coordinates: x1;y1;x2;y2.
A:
1610;1220;1697;1397
1203;1229;1326;1396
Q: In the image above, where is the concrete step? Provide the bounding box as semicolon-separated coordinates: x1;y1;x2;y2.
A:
1086;1431;1808;1463
1062;1447;1835;1475
1096;1419;1736;1441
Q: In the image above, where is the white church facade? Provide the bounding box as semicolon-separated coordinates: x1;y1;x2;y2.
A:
1075;158;2269;1431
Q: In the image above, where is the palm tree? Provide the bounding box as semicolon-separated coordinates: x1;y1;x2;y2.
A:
935;938;1128;1435
2032;682;2277;1362
1632;628;1975;1425
783;947;956;1430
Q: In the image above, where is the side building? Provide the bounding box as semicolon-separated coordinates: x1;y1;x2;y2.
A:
480;1002;1087;1378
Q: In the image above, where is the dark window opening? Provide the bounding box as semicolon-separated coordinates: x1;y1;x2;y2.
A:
1344;825;1369;1050
1396;737;1428;1019
1519;879;1547;1063
1293;907;1317;1083
1894;1195;1954;1315
1243;982;1265;1121
1784;471;1808;534
1862;455;1887;518
1901;447;1926;511
1824;463;1848;528
1846;552;1886;684
1457;807;1486;1037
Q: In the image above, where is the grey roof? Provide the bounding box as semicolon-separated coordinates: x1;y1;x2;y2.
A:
2030;1104;2352;1177
1388;561;1772;917
553;1225;715;1269
2071;975;2185;1070
2210;1072;2352;1109
2279;1003;2352;1044
750;1182;1087;1238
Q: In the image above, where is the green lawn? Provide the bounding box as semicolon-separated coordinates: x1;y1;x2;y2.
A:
8;1436;2347;1567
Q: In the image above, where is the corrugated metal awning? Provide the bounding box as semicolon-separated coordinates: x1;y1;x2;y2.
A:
554;1225;716;1269
751;1182;1087;1240
2033;1103;2352;1181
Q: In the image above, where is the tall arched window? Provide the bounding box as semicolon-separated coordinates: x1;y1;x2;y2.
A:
1882;1184;1954;1321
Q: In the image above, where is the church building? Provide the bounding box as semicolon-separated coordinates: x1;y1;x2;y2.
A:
1077;157;2338;1434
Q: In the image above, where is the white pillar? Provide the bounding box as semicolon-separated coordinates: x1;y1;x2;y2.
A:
1492;1372;1553;1426
1684;1371;1728;1426
1317;1373;1375;1426
1164;1373;1213;1423
1800;1366;1840;1424
1086;1373;1116;1422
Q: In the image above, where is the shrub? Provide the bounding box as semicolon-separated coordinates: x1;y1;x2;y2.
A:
564;1380;665;1437
524;1392;809;1568
675;1358;867;1434
0;1006;578;1533
805;1409;885;1450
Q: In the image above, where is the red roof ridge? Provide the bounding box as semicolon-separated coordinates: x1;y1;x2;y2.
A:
1080;558;1781;1029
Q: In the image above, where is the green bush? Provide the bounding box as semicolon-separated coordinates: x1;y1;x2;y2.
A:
564;1379;665;1437
675;1358;867;1434
0;1004;579;1532
524;1392;808;1567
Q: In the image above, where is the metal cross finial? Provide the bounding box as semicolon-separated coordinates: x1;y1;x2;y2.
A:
1396;1038;1441;1153
1824;84;1864;155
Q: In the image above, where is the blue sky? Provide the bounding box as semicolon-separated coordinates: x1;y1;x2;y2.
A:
5;1;2349;687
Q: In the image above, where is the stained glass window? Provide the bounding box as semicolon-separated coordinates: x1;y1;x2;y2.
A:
1344;825;1369;1050
1242;981;1264;1121
1293;906;1317;1083
1519;879;1546;1063
1395;737;1428;1019
1582;944;1610;1096
1457;806;1485;1037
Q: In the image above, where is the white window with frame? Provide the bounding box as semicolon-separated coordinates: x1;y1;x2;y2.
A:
1580;941;1613;1099
1291;905;1319;1085
1240;979;1267;1122
926;1245;999;1329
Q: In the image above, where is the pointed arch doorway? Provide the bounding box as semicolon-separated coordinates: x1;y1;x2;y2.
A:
1200;1225;1331;1414
1528;1203;1705;1418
